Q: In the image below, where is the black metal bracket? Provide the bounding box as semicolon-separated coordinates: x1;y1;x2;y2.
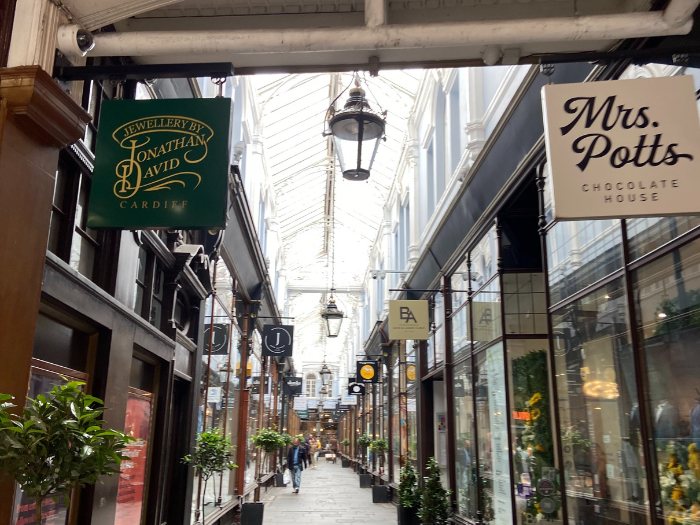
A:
54;62;235;82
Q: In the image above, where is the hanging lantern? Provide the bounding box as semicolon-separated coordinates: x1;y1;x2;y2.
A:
327;86;386;181
321;293;344;337
319;360;332;386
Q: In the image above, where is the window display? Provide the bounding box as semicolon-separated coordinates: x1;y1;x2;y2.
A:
453;357;477;520
634;237;700;525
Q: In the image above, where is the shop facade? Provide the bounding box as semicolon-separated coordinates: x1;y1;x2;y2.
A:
339;61;700;525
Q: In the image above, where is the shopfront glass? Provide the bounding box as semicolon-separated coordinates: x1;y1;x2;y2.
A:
453;357;477;520
507;339;561;524
552;279;648;525
406;341;418;467
633;237;700;525
476;343;514;525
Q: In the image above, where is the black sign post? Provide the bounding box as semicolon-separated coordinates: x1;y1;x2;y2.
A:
262;325;294;357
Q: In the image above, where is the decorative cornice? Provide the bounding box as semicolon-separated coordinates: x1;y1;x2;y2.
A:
0;66;90;147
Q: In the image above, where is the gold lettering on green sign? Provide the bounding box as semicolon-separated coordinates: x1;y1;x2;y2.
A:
111;116;214;199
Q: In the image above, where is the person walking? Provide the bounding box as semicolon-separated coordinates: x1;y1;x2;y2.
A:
308;435;319;469
286;438;308;493
330;436;339;464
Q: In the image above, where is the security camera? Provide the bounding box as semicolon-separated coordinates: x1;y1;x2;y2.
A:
232;141;245;164
57;25;95;58
379;271;386;280
371;271;378;279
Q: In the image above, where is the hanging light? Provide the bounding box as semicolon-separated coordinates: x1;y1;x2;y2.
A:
321;291;344;337
326;78;386;181
319;359;332;386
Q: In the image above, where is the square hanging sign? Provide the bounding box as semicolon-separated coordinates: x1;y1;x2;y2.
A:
356;360;379;383
87;98;232;229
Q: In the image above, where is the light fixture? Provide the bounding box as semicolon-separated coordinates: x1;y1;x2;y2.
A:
322;293;344;337
319;360;332;386
326;76;386;181
658;312;668;319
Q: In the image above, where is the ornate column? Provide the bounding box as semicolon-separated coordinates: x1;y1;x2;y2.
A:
0;65;90;523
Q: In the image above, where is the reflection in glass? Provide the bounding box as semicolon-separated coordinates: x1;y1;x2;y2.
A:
473;279;502;350
627;216;700;262
453;303;471;361
548;220;623;305
552;279;648;524
507;339;561;524
633;237;700;525
454;358;477;519
503;273;547;335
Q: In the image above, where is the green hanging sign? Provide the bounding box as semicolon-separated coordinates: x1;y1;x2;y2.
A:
86;98;232;229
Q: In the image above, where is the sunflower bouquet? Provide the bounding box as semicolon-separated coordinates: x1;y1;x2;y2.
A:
659;442;700;524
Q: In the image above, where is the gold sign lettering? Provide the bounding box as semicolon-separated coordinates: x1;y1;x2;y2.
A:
111;116;214;200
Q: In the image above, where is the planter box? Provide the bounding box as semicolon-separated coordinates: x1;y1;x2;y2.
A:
397;505;420;525
341;459;351;468
359;474;373;488
274;473;285;487
241;502;264;525
372;485;389;503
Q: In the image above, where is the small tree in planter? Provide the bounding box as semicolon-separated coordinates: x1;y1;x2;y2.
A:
418;457;452;525
0;383;132;525
340;438;350;452
250;428;284;474
398;463;421;525
357;433;372;467
370;438;388;473
183;429;236;524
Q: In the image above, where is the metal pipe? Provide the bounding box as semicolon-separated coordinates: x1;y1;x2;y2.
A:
85;11;693;58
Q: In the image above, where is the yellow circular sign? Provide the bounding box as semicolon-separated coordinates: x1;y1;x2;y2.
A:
407;365;416;381
360;364;375;380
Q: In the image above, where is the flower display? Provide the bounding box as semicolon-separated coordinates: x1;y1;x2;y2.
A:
659;442;700;523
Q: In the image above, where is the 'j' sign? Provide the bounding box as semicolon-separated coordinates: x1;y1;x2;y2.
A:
542;75;700;220
87;98;232;229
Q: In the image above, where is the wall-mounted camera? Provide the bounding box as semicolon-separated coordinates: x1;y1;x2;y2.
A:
57;25;95;58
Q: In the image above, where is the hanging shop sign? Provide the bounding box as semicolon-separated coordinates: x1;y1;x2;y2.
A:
348;383;365;396
389;300;430;340
87;98;232;229
202;323;230;355
207;387;222;404
356;360;379;383
262;324;294;357
341;394;358;405
406;364;417;382
293;397;308;411
542;75;700;220
283;376;303;396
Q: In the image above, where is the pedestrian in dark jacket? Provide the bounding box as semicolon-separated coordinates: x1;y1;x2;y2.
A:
286;438;308;493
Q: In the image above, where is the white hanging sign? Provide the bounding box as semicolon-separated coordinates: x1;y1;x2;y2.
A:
542;75;700;220
293;397;308;411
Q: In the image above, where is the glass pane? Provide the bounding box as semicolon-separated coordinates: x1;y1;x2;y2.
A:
69;231;95;280
453;303;471;361
473;278;502;350
503;273;547;335
472;225;498;290
115;391;153;525
548;220;623;305
508;340;561;525
47;211;62;254
476;343;513;525
407;387;417;467
392;394;400;479
627;216;700;261
150;298;162;328
454;357;477;519
552;279;649;525
53;164;69;210
633;237;700;525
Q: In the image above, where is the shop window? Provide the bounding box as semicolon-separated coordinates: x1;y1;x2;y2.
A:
433;293;445;367
627;216;700;262
475;343;513;525
48;155;102;282
306;374;317;398
547;220;623;305
507;339;560;524
633;237;700;524
453;357;477;520
452;303;471;361
552;279;648;524
503;273;547;335
132;246;166;330
471;225;498;290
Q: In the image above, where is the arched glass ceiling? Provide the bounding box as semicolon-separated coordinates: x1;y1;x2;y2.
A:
253;71;421;364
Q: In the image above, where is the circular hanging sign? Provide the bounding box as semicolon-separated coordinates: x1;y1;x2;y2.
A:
539;497;556;514
407;365;416;381
360;365;375;380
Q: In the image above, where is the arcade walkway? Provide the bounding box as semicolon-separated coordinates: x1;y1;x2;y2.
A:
261;460;396;525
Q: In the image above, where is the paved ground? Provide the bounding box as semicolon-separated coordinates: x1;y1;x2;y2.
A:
260;459;396;525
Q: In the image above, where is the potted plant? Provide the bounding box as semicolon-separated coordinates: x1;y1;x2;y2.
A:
370;438;390;502
182;429;237;525
398;463;421;525
250;428;284;474
276;432;294;484
357;434;373;487
418;457;451;525
0;382;132;525
340;439;351;467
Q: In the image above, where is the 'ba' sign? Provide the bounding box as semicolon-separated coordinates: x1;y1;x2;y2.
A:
542;75;700;220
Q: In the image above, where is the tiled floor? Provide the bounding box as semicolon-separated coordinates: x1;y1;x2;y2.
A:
260;460;396;524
